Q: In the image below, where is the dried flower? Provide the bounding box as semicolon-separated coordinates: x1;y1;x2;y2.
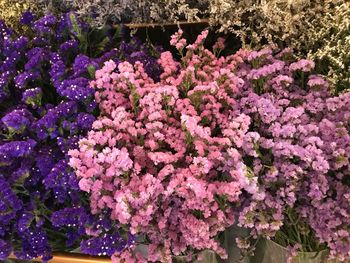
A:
69;30;257;262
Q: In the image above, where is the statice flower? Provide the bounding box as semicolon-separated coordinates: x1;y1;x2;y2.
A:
0;12;160;261
0;239;11;261
20;11;35;26
69;30;258;262
58;77;94;102
0;139;36;164
14;72;40;90
80;233;131;257
1;109;32;133
0;178;22;226
22;87;42;107
230;47;350;261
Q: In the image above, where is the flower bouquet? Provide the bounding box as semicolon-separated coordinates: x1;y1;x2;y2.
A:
1;3;350;262
0;11;161;262
230;48;350;262
68;29;259;262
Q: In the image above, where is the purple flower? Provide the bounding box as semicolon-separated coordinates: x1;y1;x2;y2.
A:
12;36;29;51
56;135;81;154
0;75;8;99
20;11;35;25
1;108;32;132
25;47;47;70
0;239;11;260
0;177;22;225
94;49;118;65
34;112;58;139
234;48;350;261
35;147;57;177
11;159;33;183
14;228;52;262
0;11;160;261
33;14;57;35
58;77;94;101
59;40;79;56
0;140;36;163
0;20;12;42
248;61;285;80
34;101;78;139
76;113;95;130
17;212;34;233
43;160;78;203
22;87;42;107
32;36;49;46
50;55;66;87
55;101;78;117
14;72;40;89
80;233;130;257
51;207;88;228
73;55;93;76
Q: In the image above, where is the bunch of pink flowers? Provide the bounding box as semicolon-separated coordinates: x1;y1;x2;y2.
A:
69;28;350;262
69;30;258;262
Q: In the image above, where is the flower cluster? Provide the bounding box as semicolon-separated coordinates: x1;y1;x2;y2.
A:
0;12;160;261
208;0;350;93
69;30;258;262
228;48;350;261
2;6;349;261
71;30;350;262
0;0;40;33
29;0;209;27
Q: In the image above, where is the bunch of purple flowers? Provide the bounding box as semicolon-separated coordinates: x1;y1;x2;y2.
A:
0;11;161;262
231;48;350;261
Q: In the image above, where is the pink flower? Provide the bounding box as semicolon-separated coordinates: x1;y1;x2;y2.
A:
70;31;350;262
78;178;93;193
289;59;315;72
213;37;226;50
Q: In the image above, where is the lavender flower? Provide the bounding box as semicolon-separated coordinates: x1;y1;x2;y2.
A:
234;48;350;261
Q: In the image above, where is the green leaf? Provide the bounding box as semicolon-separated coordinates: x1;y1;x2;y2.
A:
214;194;228;210
96;36;110;52
69;13;81;37
87;64;96;79
129;83;140;115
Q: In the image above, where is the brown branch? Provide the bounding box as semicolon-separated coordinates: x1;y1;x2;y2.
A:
122;19;209;28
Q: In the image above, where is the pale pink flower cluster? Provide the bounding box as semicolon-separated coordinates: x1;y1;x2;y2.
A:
69;30;258;262
289;59;315;72
213;37;225;51
170;29;187;50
